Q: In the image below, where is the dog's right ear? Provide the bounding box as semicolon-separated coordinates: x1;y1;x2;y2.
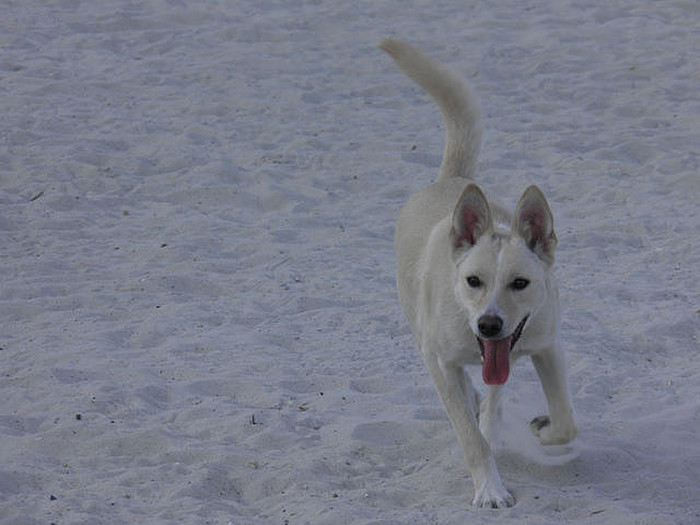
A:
512;185;557;265
451;184;492;250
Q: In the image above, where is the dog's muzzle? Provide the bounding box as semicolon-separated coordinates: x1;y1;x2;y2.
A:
477;316;528;385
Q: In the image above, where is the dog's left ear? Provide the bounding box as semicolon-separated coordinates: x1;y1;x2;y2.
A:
451;184;492;250
512;185;557;264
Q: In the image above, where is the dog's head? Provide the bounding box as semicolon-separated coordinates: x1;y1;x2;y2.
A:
450;184;557;385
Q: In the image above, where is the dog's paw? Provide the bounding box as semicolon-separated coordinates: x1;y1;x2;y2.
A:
530;415;577;445
530;415;550;433
472;478;515;509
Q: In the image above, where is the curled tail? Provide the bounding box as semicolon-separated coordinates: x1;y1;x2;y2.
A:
379;38;482;181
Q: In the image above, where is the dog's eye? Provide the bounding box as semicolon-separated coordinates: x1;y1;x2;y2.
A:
466;276;482;288
511;278;530;290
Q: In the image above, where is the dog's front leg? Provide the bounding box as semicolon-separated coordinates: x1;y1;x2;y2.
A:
530;348;578;445
423;352;515;508
479;385;503;446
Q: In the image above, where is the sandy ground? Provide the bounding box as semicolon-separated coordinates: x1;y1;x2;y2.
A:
1;1;698;523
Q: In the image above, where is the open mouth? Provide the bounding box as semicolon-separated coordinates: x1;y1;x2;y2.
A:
476;316;529;385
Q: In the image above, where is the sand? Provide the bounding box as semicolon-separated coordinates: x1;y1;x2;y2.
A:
1;1;698;523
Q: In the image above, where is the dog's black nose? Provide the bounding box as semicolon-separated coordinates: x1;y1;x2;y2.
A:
478;315;503;338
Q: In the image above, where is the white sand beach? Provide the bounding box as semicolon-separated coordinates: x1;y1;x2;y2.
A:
1;1;698;523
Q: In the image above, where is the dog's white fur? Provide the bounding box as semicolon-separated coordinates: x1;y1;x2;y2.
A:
380;38;577;508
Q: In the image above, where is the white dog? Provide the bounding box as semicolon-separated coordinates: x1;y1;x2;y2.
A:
379;38;577;508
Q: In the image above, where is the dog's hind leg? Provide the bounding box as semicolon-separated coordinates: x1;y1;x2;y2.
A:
530;348;578;445
422;351;514;508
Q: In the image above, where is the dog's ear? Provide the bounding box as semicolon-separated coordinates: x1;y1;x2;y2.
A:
451;184;492;250
512;185;557;264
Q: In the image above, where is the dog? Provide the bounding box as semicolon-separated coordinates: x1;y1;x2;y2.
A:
379;38;577;508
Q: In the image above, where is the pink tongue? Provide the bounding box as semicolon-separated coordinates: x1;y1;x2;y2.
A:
481;337;512;385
